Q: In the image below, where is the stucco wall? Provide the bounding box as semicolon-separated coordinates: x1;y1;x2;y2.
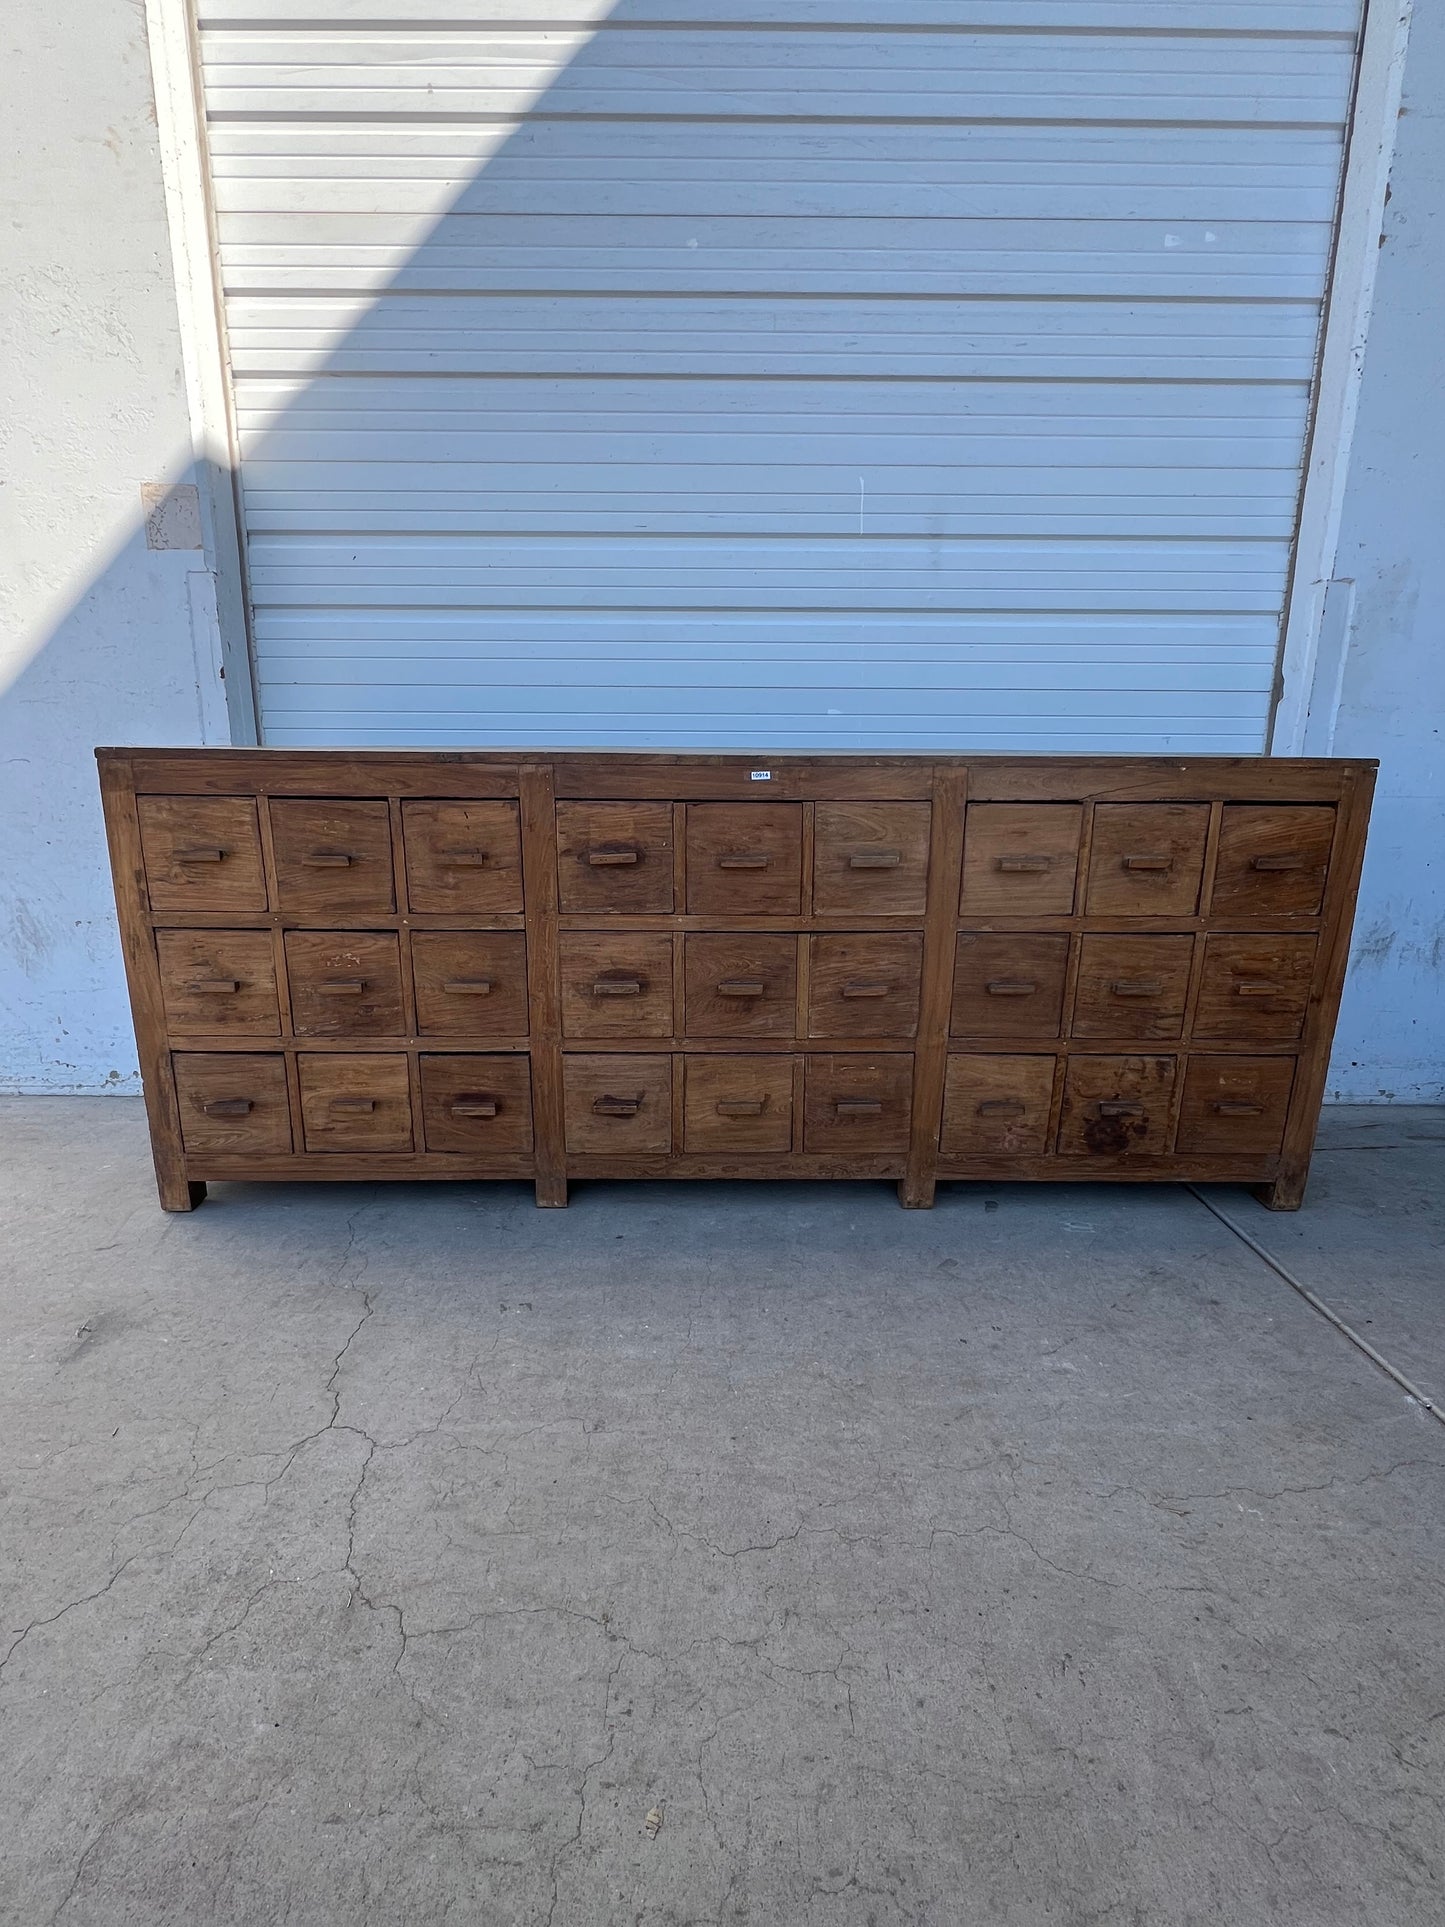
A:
0;4;229;1092
1322;0;1445;1101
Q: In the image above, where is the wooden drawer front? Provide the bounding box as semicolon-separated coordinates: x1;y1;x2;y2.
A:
401;801;522;913
951;933;1068;1039
419;1054;533;1154
174;1053;292;1155
561;933;673;1038
941;1054;1055;1157
684;1055;794;1154
804;1054;913;1153
138;797;267;912
299;1054;413;1152
686;803;803;915
270;799;395;914
960;804;1081;915
156;930;279;1037
285;932;405;1038
813;803;931;916
563;1054;672;1153
684;933;797;1039
1211;805;1334;918
1057;1055;1176;1157
556;802;674;913
1176;1055;1295;1156
1195;934;1316;1042
1072;934;1193;1041
807;933;922;1039
413;931;528;1038
1085;804;1209;917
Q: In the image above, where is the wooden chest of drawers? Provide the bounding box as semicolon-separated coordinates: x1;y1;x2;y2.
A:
97;749;1374;1214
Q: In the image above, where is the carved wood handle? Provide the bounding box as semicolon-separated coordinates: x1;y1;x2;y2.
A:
174;846;225;863
1110;978;1163;997
593;1093;642;1117
834;1097;883;1117
1122;854;1173;871
443;978;494;995
1095;1100;1144;1118
1251;854;1306;872
977;1098;1026;1117
317;979;366;995
329;1096;375;1114
716;978;765;998
201;1098;252;1117
848;850;902;869
301;851;353;867
840;980;891;999
1232;981;1280;998
1213;1100;1263;1116
995;854;1052;873
189;978;241;994
717;851;772;870
716;1098;765;1118
586;845;640;867
450;1097;499;1118
436;848;489;867
591;975;643;997
985;979;1037;997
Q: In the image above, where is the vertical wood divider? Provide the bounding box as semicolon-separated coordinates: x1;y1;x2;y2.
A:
387;797;424;1151
256;791;306;1157
901;763;966;1208
520;762;568;1205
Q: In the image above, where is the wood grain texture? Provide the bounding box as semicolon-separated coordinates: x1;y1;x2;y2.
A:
520;763;567;1204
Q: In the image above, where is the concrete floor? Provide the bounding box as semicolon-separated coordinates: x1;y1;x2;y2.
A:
1;1100;1442;1927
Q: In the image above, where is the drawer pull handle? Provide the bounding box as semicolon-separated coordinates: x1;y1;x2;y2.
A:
450;1096;499;1119
1233;980;1281;999
1110;978;1163;997
174;846;225;864
985;978;1037;997
1095;1100;1144;1118
201;1097;252;1118
592;975;644;998
586;844;640;867
841;980;891;999
302;851;354;868
834;1096;883;1117
443;977;494;995
437;848;489;866
996;854;1052;873
716;1098;765;1118
317;978;366;995
189;977;241;994
1252;854;1307;872
329;1096;376;1114
848;849;902;870
977;1098;1025;1117
717;851;771;870
593;1093;642;1117
1123;854;1173;872
717;977;765;998
1213;1100;1263;1116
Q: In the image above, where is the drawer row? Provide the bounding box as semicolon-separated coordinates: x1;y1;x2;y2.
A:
154;926;1318;1046
136;794;1336;923
172;1049;1294;1164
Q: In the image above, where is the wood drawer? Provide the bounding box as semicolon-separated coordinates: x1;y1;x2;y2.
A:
556;802;674;913
138;797;267;912
684;1055;794;1154
174;1053;292;1155
960;804;1082;916
563;1054;672;1153
298;1054;413;1152
686;803;803;915
412;931;528;1038
270;799;395;915
1211;806;1334;918
561;933;673;1038
804;1054;912;1153
812;803;930;916
419;1054;533;1154
156;930;279;1037
951;933;1068;1039
1176;1055;1295;1156
285;931;405;1038
401;800;522;913
1057;1056;1176;1157
1194;934;1316;1043
1072;934;1193;1041
806;933;921;1040
684;933;796;1039
941;1054;1055;1157
1085;804;1209;917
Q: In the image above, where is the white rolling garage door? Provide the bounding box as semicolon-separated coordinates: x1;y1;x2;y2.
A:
199;1;1365;750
